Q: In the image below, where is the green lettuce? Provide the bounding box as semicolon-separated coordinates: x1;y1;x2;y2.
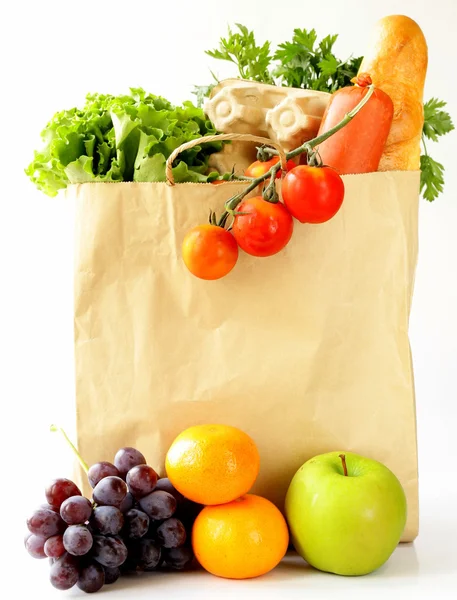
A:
26;88;224;196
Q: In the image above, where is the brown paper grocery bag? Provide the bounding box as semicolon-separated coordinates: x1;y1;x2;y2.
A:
70;165;419;542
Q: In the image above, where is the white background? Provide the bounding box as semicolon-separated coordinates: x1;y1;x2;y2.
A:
1;0;456;596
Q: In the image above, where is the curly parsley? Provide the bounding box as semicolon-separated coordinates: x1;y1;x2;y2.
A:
199;24;361;94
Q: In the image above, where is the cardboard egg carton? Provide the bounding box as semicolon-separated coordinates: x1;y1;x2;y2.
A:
205;79;331;173
205;79;330;148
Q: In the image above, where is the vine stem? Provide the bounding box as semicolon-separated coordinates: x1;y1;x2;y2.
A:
218;84;375;224
264;162;281;203
50;424;89;474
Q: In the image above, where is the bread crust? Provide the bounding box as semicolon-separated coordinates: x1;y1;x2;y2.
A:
359;15;428;170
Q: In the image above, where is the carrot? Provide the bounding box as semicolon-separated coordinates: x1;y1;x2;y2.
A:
316;74;394;174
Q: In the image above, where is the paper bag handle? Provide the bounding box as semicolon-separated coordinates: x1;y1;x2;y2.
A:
165;133;288;186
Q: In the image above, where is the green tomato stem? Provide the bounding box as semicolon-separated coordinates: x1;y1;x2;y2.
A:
339;453;348;477
50;424;89;474
263;163;281;203
217;84;375;224
233;174;256;181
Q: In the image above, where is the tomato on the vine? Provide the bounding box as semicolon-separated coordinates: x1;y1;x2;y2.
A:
232;196;294;258
245;156;296;179
281;165;345;224
182;224;238;280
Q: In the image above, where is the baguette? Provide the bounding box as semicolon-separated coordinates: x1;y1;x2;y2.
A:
358;15;428;171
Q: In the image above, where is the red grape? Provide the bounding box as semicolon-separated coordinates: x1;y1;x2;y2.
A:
90;506;124;535
114;447;146;478
119;491;134;513
77;561;105;593
126;465;158;498
92;535;128;568
163;546;194;570
139;490;177;520
63;525;93;556
44;535;65;558
39;503;60;513
156;518;186;548
88;462;120;488
93;476;128;508
50;553;79;590
45;479;81;509
103;566;121;584
126;539;161;571
155;478;186;504
139;539;162;570
26;534;47;559
60;495;93;525
123;509;149;539
27;507;65;538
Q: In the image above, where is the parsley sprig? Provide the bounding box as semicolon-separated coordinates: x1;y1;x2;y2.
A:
421;98;454;201
206;23;274;84
194;24;454;201
199;24;361;94
272;29;362;92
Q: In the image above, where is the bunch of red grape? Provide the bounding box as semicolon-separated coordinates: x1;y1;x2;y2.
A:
25;447;201;593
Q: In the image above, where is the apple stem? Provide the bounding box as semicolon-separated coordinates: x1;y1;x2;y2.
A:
50;424;89;474
339;453;348;477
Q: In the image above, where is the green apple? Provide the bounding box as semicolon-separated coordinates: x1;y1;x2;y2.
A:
285;451;407;576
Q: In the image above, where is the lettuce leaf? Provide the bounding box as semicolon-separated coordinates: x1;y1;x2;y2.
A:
26;89;224;196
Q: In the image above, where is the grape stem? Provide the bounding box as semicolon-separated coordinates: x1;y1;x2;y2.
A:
50;424;89;474
217;84;375;227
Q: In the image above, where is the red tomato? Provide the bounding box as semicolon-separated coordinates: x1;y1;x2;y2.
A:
211;180;227;185
232;196;294;257
281;166;345;224
245;156;296;179
182;224;238;280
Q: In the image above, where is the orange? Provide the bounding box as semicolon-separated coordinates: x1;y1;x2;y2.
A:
192;494;289;579
165;424;260;505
